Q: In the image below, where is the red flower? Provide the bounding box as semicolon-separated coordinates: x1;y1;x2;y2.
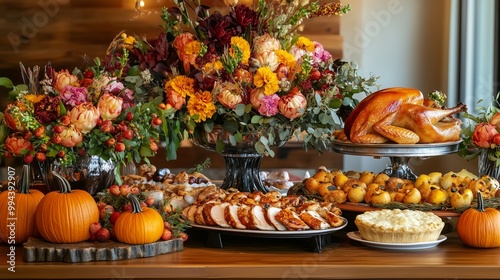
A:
230;4;259;33
473;122;498;148
34;95;61;124
5;134;33;156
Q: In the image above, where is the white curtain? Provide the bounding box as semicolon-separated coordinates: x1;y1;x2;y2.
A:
448;0;496;111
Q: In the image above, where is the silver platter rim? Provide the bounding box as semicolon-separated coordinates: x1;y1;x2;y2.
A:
331;140;462;157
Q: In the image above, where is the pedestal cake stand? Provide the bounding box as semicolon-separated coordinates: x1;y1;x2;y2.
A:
331;140;461;180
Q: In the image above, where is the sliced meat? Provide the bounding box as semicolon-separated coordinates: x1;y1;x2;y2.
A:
318;207;345;228
181;205;198;223
202;203;218;226
299;210;330;230
274;208;310;231
251;205;275;231
237;205;256;229
265;206;287;231
210;202;231;228
224;204;246;229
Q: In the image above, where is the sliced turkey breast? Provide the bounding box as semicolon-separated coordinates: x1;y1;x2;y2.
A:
265;206;287;231
251;205;275;230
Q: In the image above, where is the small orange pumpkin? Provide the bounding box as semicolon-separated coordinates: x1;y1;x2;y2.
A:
0;165;44;244
457;191;500;248
35;171;99;243
114;194;164;244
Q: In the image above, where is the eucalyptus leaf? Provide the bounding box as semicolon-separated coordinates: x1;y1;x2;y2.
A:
255;141;266;154
251;115;262;124
0;77;13;89
235;104;246;116
216;139;225;153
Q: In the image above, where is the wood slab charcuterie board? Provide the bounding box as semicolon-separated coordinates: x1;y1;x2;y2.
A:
23;238;183;263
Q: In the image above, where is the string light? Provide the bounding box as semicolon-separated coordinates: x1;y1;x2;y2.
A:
135;0;145;11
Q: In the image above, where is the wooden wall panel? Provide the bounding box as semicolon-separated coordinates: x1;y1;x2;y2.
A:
0;0;341;81
0;0;343;170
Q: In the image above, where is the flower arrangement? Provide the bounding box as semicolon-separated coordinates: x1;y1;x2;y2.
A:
0;61;163;181
0;0;379;186
103;0;378;160
459;94;500;169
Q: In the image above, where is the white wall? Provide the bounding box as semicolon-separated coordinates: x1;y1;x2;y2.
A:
338;0;478;175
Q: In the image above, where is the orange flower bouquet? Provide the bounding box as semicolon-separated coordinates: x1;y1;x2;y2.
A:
0;62;163;189
103;0;378;161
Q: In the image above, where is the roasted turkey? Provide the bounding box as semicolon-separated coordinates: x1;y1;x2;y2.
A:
343;87;467;144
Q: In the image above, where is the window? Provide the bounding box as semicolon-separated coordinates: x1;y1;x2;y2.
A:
450;0;498;111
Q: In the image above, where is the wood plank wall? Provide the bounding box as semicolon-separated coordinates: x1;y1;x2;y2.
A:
0;0;343;171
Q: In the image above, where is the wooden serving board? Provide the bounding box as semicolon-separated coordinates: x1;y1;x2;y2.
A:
23;238;183;263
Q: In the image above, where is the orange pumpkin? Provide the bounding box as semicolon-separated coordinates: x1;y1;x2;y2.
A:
0;165;44;244
457;191;500;248
35;171;99;243
114;194;164;244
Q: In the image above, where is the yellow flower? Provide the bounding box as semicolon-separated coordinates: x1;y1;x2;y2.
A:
295;36;315;52
185;41;202;57
230;36;251;65
253;67;279;95
187;91;216;122
165;75;195;98
24;94;46;104
275;50;297;70
203;60;223;74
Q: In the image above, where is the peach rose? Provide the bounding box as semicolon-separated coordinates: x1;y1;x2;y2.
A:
234;68;253;84
278;89;307;119
4;102;28;132
253;34;281;71
223;0;238;6
54;69;79;93
490;112;500;129
473;122;498;148
5;134;33;156
250;88;266;110
98;93;123;120
69;102;100;133
58;126;83;148
215;82;243;109
173;32;197;73
166;89;186;110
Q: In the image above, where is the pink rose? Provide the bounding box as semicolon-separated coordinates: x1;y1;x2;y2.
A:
473;122;498;148
58;126;83;148
61;86;88;109
98;93;123;120
289;46;307;63
278;89;307;119
5;134;33;156
54;69;79;93
258;94;280;117
215;82;243;109
121;88;135;110
69;102;100;133
105;79;125;94
312;41;332;66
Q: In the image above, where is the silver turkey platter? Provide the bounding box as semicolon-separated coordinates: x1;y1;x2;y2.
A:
331;140;461;157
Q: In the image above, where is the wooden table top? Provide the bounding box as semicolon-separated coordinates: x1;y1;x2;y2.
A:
2;226;500;280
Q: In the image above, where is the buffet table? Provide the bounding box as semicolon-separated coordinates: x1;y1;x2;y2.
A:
2;226;500;280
